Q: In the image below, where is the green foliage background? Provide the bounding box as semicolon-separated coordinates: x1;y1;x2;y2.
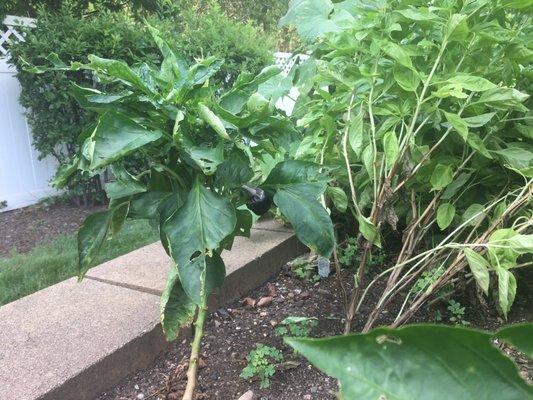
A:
8;2;275;199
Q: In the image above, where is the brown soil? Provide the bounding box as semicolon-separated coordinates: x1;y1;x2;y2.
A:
96;261;532;400
0;201;104;257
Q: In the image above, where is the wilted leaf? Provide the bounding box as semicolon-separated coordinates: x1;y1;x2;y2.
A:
463;248;490;295
357;215;381;248
495;266;517;318
160;266;196;341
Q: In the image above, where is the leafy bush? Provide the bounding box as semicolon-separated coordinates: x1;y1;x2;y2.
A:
280;0;533;331
287;323;533;399
240;344;284;389
9;3;274;199
160;3;275;88
26;24;334;398
0;0;161;20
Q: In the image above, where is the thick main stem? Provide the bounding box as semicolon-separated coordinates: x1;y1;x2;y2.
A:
182;298;208;400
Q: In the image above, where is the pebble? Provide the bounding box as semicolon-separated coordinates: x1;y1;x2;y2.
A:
303;395;312;400
237;389;254;400
136;394;145;400
134;384;139;390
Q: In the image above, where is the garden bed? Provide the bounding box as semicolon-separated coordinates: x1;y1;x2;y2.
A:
97;259;532;400
0;201;104;256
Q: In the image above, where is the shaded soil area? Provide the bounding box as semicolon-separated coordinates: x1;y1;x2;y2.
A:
0;202;104;256
97;261;532;400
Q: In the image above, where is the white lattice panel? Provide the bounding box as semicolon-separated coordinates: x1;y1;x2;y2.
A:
274;51;309;75
0;15;34;57
1;15;58;212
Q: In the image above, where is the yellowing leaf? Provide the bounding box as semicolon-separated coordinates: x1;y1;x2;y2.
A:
463;248;490;295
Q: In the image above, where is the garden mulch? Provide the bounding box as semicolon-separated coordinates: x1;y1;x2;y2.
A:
96;259;532;400
0;202;104;257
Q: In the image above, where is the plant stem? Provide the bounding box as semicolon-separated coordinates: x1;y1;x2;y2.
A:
182;298;208;400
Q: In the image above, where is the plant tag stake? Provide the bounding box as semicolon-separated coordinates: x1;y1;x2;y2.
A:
317;257;331;278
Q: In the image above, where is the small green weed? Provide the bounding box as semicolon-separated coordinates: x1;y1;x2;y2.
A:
447;300;470;326
274;316;318;338
289;256;320;282
338;237;385;268
240;344;283;389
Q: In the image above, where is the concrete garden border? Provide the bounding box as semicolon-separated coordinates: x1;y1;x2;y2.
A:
0;219;305;400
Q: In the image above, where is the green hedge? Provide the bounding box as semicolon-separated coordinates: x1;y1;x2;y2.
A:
8;4;274;199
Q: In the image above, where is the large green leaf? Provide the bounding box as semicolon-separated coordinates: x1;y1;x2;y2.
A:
78;211;112;278
378;39;413;69
214;149;254;189
160;265;196;341
279;0;354;42
325;186;348;212
393;64;420;92
446;74;497;92
163;178;236;303
274;184;334;257
383;130;400;168
263;161;334;257
186;143;225;176
82;112;163;169
286;325;533;400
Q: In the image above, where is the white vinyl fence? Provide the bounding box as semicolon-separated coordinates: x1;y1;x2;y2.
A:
0;15;58;212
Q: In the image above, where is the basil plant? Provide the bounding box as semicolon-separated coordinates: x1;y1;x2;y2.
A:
29;26;334;399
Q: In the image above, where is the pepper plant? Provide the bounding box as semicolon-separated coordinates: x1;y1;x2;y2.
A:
26;26;334;399
280;0;532;331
